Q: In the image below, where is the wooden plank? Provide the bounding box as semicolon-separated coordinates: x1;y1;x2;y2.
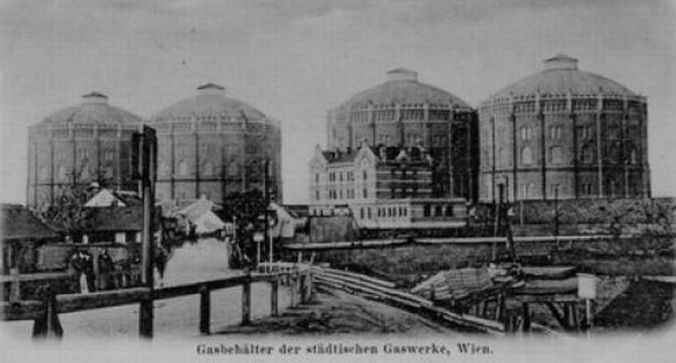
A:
1;300;44;321
315;268;396;288
0;271;74;283
56;287;151;314
314;274;430;306
153;275;248;300
521;266;576;280
270;277;279;317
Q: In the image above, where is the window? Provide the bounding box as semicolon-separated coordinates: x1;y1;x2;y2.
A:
520;126;532;141
367;208;372;219
629;148;638;165
315;173;319;183
445;206;454;217
360;208;365;219
362;170;368;180
104;150;114;161
391;186;396;198
315;190;320;200
227;162;239;176
521;146;533;165
423;205;431;217
549;146;562;164
339;172;343;182
580;146;593;164
549;125;562;140
435;206;443;217
178;160;188;176
550;184;561;196
363;188;368;198
202;161;214;176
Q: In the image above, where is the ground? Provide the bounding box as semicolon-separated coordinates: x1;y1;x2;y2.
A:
217;288;459;336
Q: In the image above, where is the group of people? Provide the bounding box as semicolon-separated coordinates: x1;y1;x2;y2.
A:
68;247;170;293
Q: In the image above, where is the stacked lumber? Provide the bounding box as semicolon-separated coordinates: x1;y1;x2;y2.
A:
312;266;504;335
410;267;493;301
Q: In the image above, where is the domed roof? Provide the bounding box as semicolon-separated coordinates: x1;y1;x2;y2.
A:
39;92;142;126
151;83;268;122
338;68;471;109
488;54;637;102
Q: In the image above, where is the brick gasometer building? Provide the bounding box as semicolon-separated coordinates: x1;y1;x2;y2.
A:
479;55;650;202
148;83;282;203
26;92;142;208
326;68;479;201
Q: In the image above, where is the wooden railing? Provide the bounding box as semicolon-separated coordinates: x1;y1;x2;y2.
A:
1;266;314;339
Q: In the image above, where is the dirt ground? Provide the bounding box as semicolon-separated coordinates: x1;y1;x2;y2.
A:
217;288;459;336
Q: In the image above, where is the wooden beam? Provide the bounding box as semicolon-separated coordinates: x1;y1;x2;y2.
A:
199;285;210;335
241;275;251;325
56;287;150;314
270;277;279;317
544;302;571;330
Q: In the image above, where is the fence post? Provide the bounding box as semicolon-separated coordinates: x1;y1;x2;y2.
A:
241;269;251;325
289;268;298;307
139;293;153;338
521;303;531;333
270;276;279;317
307;269;314;301
32;288;63;339
199;285;211;334
299;271;307;303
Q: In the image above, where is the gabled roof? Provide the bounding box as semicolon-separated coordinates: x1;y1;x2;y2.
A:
84;189;126;207
1;204;59;241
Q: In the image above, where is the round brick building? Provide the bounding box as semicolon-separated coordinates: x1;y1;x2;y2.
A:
327;68;478;200
479;54;650;202
27;92;142;208
148;83;282;203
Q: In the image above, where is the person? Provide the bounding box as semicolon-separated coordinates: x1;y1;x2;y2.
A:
97;250;114;290
154;247;168;287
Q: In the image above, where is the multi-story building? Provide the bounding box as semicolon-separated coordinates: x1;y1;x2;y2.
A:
326;68;479;200
148;83;282;203
309;144;467;230
26;92;142;208
479;55;650;202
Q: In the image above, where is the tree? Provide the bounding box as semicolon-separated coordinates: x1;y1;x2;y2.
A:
221;190;267;268
37;168;98;242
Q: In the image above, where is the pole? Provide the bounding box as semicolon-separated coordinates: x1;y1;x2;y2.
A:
585;299;593;338
554;185;560;239
263;159;272;273
139;126;156;338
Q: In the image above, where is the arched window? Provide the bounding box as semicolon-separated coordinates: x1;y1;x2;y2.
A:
202;161;214;176
549;146;562;164
521;146;533;165
178;160;188;176
58;166;67;180
227;162;239;177
580;146;593;164
40;167;49;180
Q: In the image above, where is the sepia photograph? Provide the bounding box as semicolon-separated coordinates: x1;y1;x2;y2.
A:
0;0;675;362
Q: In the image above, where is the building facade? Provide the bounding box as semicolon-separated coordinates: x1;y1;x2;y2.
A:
327;68;479;201
148;83;282;203
308;145;467;230
479;55;650;202
26;92;142;208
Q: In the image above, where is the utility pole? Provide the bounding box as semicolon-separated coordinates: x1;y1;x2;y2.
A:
132;126;157;339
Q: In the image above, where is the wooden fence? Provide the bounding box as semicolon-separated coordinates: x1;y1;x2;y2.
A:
1;266;313;338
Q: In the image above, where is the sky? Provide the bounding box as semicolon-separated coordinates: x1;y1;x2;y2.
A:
1;0;674;204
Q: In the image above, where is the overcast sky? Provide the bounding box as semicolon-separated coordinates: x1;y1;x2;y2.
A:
1;0;674;204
